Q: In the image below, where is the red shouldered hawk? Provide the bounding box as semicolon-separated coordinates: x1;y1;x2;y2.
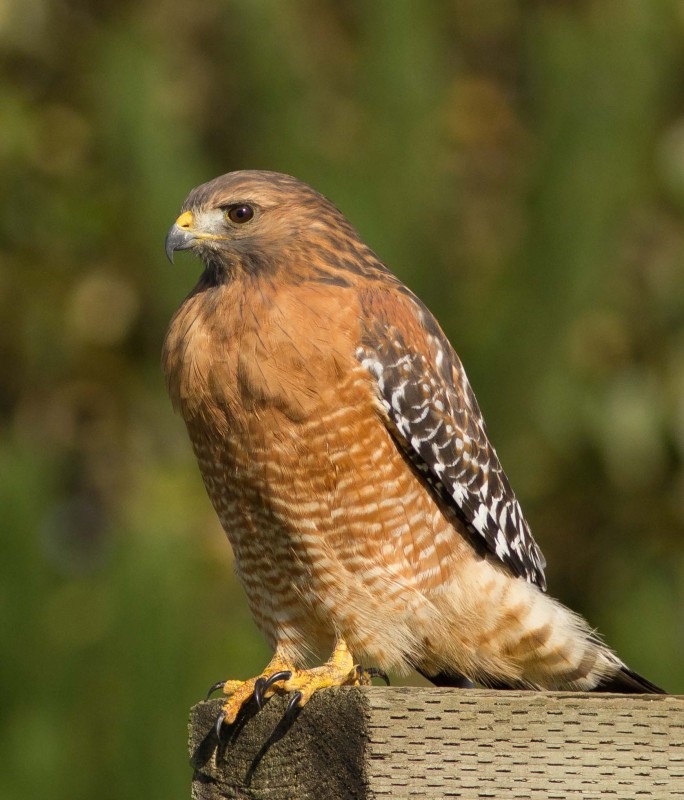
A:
163;171;664;733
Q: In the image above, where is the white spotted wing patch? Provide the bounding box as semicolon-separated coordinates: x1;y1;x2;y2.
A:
357;301;547;589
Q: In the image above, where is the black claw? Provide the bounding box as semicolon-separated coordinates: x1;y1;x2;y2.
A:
263;670;292;693
253;677;266;709
286;691;303;716
366;667;390;686
357;665;391;685
214;711;226;742
254;670;292;709
206;679;226;700
264;669;293;690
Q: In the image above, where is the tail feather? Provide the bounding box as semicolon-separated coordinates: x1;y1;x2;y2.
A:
421;664;665;695
414;555;666;696
594;665;666;695
416;667;475;689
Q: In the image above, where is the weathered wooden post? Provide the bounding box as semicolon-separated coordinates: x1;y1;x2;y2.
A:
189;687;684;799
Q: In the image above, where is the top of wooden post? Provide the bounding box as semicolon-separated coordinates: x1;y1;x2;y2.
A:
189;687;684;800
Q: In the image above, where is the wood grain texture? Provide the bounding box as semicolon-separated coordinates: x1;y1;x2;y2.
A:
189;688;684;799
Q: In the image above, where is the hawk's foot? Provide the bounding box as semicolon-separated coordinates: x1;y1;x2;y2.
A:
209;653;297;728
270;639;390;713
211;640;389;734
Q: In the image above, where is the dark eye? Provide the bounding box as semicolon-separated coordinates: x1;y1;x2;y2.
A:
226;204;254;224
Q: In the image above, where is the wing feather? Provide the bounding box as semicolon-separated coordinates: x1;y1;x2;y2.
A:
357;288;547;589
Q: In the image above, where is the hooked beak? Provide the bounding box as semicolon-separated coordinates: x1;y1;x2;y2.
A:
165;211;196;264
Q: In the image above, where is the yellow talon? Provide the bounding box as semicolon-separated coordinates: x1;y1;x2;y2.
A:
218;655;295;725
277;639;359;709
219;679;244;696
216;638;369;727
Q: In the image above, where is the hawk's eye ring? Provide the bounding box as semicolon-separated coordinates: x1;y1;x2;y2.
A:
226;204;254;224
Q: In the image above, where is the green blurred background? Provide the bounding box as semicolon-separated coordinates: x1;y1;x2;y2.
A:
2;0;684;796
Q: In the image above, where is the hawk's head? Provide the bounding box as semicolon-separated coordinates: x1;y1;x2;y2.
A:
165;170;359;279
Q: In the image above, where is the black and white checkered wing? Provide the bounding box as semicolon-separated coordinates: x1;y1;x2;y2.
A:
357;294;547;590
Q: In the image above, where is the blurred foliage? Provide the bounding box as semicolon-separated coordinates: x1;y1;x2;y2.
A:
2;0;684;796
